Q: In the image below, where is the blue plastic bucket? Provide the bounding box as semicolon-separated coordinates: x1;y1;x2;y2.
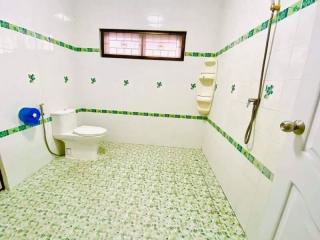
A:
18;107;41;126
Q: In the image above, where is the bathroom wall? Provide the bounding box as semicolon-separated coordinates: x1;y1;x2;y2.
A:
73;0;221;147
0;0;77;188
202;0;319;238
0;0;222;187
0;1;319;239
2;1;318;238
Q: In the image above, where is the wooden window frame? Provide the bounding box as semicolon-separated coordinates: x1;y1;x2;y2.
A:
100;29;187;61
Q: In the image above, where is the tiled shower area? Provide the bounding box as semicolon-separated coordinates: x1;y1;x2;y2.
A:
0;143;245;239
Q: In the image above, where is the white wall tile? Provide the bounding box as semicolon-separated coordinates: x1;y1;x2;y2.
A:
78;113;206;148
0;0;221;187
202;1;319;237
0;0;77;188
1;1;319;237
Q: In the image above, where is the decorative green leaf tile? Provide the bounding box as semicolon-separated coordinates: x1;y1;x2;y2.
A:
264;84;274;99
28;73;36;83
64;76;69;83
231;84;236;93
91;77;96;84
156;82;162;88
123;80;129;86
190;83;196;90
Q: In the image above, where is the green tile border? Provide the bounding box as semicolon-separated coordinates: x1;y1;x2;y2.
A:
206;118;274;181
184;52;216;57
77;108;273;181
215;0;317;57
1;108;273;181
0;0;316;56
0;19;208;55
76;108;207;120
0;117;52;139
0;20;99;53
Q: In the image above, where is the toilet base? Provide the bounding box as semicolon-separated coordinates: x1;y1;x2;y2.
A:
54;130;107;161
64;140;101;160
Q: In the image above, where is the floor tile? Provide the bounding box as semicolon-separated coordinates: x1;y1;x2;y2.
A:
0;143;246;240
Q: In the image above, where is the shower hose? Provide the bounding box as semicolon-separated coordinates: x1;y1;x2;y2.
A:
39;104;64;157
244;4;280;144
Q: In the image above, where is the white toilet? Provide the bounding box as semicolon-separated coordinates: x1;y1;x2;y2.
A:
51;109;107;160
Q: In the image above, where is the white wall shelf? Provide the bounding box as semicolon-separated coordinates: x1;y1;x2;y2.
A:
196;58;217;115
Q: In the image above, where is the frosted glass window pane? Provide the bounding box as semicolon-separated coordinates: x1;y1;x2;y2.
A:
101;30;185;60
103;32;142;56
143;33;183;58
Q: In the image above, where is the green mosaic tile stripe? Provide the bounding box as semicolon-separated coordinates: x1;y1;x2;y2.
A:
207;118;274;181
0;20;99;52
78;108;273;181
0;109;205;140
184;52;216;57
77;108;207;120
0;117;52;139
0;0;316;56
1;108;273;181
0;20;207;55
215;0;318;57
302;0;316;8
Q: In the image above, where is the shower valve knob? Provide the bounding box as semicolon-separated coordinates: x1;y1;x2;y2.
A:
280;120;305;135
247;98;258;108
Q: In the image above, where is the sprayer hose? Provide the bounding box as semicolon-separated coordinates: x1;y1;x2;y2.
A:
40;111;64;157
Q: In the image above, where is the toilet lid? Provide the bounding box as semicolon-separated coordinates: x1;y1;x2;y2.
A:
73;125;107;137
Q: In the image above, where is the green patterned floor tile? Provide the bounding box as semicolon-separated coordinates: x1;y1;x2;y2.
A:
0;143;246;240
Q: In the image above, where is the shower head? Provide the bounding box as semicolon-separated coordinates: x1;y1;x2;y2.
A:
270;0;281;12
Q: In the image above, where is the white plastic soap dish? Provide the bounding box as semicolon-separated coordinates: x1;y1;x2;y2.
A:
197;106;211;115
205;58;217;67
199;74;215;86
197;96;212;103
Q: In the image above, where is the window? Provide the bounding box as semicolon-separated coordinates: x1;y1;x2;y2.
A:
100;29;186;61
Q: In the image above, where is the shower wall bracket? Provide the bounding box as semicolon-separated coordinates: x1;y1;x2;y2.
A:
196;58;217;115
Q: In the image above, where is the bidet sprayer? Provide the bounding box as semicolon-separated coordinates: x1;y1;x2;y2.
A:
39;103;45;116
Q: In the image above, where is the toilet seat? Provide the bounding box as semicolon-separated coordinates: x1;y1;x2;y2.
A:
73;125;107;137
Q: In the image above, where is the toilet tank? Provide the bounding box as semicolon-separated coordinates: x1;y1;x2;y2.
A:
51;109;77;136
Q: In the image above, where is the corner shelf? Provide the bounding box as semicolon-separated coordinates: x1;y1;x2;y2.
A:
196;58;218;116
